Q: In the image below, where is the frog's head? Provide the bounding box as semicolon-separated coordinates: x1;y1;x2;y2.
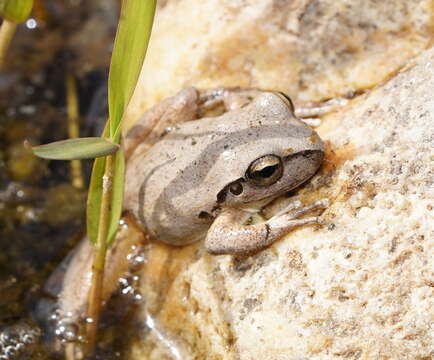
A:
212;92;325;208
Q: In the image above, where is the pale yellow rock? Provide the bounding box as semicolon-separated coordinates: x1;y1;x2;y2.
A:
121;1;434;359
128;46;434;360
125;0;433;129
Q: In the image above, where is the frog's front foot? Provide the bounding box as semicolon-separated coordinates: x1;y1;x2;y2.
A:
267;199;328;229
205;199;328;255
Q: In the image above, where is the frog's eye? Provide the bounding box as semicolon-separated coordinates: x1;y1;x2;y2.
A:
246;155;283;186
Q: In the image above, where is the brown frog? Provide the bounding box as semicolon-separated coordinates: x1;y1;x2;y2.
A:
124;87;327;255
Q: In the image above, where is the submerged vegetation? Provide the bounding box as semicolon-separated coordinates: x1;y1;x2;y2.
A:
0;0;156;358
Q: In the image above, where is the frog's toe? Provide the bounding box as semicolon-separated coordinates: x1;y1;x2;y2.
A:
280;198;329;220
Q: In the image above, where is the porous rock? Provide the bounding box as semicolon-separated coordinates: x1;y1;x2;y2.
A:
123;1;434;359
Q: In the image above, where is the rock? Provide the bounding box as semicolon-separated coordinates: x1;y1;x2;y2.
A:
125;0;433;128
120;1;434;359
127;45;434;360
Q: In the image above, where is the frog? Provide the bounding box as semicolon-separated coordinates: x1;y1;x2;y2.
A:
124;86;328;255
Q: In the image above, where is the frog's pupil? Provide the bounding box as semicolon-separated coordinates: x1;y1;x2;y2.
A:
254;165;278;179
246;154;283;186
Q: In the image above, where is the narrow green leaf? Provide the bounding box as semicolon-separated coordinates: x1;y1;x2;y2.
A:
0;0;33;23
86;123;110;245
107;147;125;245
86;156;106;244
32;137;119;160
86;148;124;246
108;0;156;139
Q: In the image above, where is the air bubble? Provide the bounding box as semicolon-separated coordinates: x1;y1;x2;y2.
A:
25;18;37;29
55;320;79;343
0;332;17;346
118;274;143;302
3;346;17;357
121;286;133;295
21;334;33;345
119;218;128;229
0;322;41;359
119;277;129;286
131;254;145;266
63;326;79;342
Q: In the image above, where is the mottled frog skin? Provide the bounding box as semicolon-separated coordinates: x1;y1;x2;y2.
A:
124;87;327;254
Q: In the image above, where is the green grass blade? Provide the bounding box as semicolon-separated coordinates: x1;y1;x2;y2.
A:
108;0;156;139
32;137;119;160
0;0;33;23
87;148;124;246
107;147;125;245
86;123;110;245
86;156;106;244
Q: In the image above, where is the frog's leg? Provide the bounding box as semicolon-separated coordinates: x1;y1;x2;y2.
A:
295;97;349;127
205;199;328;255
198;87;263;115
124;86;200;159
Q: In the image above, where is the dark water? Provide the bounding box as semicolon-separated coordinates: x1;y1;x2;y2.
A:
0;1;118;358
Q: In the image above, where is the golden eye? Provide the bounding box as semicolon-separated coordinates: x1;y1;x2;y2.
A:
246;155;283;186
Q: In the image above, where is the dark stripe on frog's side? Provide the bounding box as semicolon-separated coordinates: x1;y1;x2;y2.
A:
138;158;175;236
139;123;311;240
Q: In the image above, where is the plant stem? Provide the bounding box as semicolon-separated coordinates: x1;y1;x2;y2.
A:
85;154;114;351
66;73;84;189
0;19;17;69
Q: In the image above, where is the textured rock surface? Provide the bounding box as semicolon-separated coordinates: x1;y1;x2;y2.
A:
125;0;433;128
121;1;434;359
125;47;434;360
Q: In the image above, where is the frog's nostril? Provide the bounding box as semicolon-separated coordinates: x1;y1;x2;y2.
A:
229;182;243;195
198;211;213;220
